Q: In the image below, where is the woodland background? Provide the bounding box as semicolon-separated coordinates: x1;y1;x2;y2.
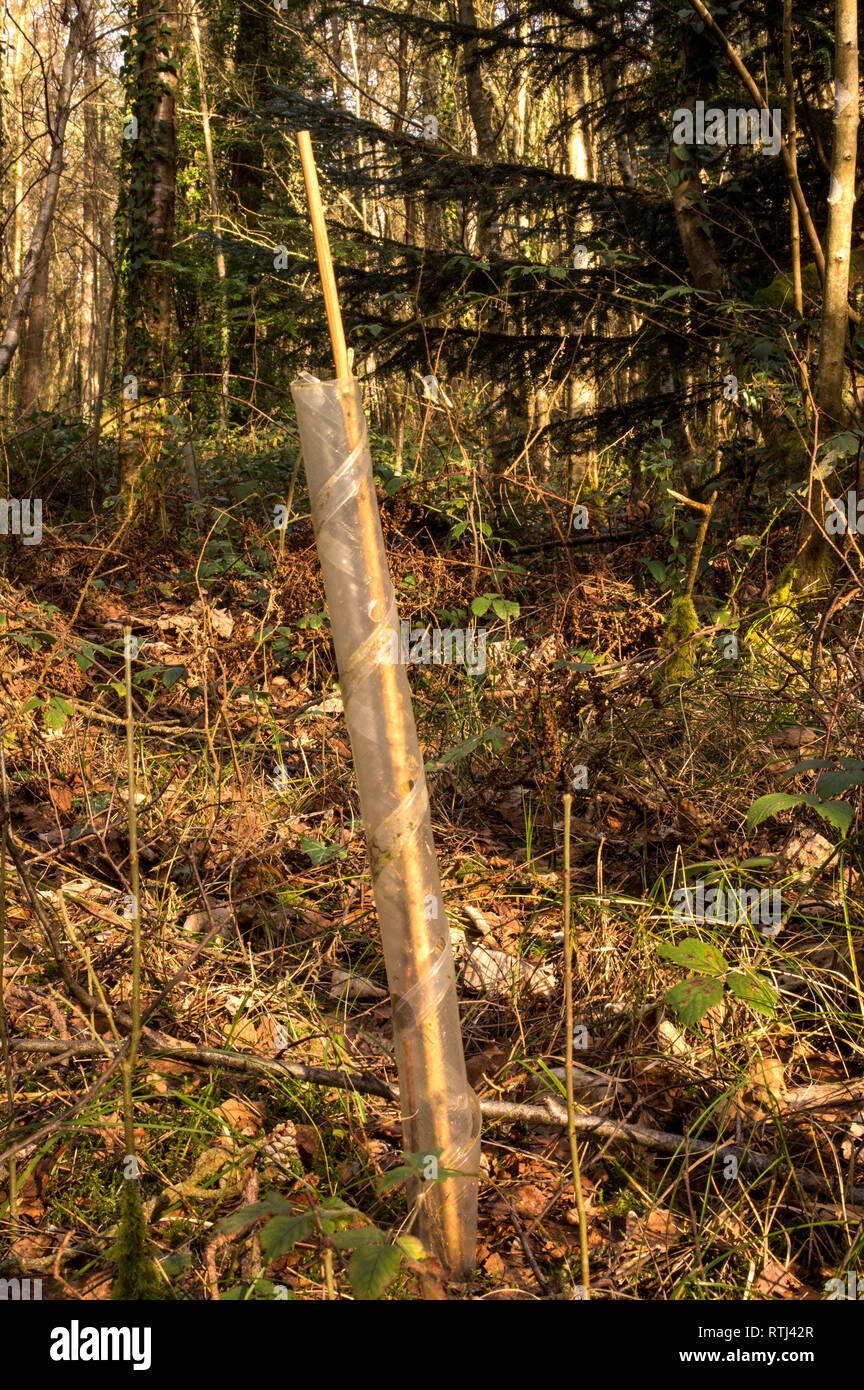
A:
0;0;863;1302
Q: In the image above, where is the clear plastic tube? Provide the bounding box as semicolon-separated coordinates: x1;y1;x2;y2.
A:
291;373;480;1277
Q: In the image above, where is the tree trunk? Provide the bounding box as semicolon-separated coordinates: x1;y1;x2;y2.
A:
816;0;859;427
782;0;803;317
458;0;498;164
421;52;441;248
119;0;178;515
6;25;27;339
229;0;270;218
17;236;50;416
668;107;723;293
668;25;724;295
600;52;637;188
226;0;271;416
566;51;593;183
9;25;26;285
795;0;859;590
395;25;416;247
0;1;90;385
191;3;230;434
457;0;511;507
80;31;100;416
532;385;551;485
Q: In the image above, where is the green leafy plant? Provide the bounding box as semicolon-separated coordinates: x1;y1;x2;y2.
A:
748;757;856;836
300;834;347;867
297;610;328;631
20;694;74;733
424;725;506;773
218;1192;425;1301
471;592;519;620
642;557;671;589
658;937;776;1027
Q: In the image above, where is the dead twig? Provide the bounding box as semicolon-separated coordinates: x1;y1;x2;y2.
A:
5;1037;864;1208
507;1198;554;1297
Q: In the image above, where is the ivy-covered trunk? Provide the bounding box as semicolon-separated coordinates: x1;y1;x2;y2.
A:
118;0;178;519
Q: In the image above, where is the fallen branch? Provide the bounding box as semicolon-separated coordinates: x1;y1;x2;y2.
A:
5;1036;863;1206
515;529;638;553
6;1037;399;1103
479;1099;864;1205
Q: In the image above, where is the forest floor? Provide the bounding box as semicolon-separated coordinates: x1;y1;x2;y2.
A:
1;471;863;1301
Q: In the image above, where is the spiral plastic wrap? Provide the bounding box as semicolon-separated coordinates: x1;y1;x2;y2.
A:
291;373;480;1275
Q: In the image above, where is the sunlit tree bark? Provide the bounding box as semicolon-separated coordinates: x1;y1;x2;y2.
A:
0;1;92;389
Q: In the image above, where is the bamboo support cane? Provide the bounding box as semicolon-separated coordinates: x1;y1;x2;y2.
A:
294;131;477;1275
